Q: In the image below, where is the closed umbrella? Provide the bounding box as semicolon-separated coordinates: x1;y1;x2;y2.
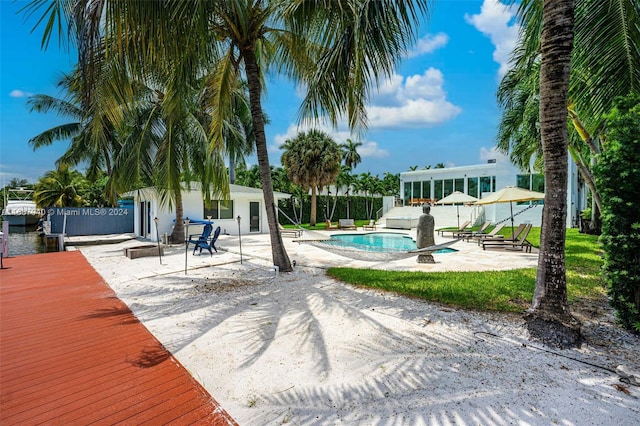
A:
474;186;544;235
436;191;478;228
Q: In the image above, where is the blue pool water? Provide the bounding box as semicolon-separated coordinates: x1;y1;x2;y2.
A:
327;232;457;253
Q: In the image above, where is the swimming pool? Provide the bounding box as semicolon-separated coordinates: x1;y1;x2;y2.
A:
327;232;457;253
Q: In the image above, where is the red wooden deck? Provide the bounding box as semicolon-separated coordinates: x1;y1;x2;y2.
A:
0;251;236;425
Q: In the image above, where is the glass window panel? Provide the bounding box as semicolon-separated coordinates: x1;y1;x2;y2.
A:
454;178;464;193
443;179;454;197
203;200;219;219
412;182;421;200
480;176;492;194
492;176;496;192
517;174;531;189
434;180;443;200
422;181;431;198
467;177;478;198
532;174;545;192
219;200;234;219
403;183;412;204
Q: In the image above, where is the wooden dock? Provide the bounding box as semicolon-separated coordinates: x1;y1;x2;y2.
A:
0;251;236;425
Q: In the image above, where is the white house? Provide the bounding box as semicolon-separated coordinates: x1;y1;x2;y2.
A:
127;183;291;242
399;159;587;228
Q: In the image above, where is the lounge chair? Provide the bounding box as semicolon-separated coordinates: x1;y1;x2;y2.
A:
338;219;357;230
325;220;339;230
188;224;220;256
454;220;491;239
469;222;505;243
478;223;525;246
279;223;303;238
482;224;533;252
437;220;471;237
362;219;377;231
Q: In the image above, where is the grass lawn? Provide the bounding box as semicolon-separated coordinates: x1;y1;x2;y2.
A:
327;228;604;313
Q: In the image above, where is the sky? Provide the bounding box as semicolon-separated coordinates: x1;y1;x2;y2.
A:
0;0;520;185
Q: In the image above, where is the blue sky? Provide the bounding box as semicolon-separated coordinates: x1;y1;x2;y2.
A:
1;0;519;184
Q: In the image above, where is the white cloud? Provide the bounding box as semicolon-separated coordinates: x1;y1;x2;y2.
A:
407;32;449;58
465;0;520;78
9;89;33;98
368;99;460;128
271;124;388;159
367;68;461;128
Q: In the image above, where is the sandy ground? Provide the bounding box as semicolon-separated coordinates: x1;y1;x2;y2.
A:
78;231;640;425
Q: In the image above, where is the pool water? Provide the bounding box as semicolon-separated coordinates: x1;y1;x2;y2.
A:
327;232;457;253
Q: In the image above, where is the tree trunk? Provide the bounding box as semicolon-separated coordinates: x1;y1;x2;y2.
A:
525;0;581;348
170;188;185;243
243;49;292;272
310;186;318;226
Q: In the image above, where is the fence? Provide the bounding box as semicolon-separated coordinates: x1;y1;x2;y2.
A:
48;207;134;236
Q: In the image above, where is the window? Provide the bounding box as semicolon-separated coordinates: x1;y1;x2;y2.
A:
403;183;412;204
517;174;531;190
203;200;234;219
434;180;443;200
532;174;545;193
480;176;494;194
516;174;545;204
443;179;454;197
454;178;464;193
421;181;431;198
412;182;421;200
467;177;478;198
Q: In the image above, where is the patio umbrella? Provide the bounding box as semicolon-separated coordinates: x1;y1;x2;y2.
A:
435;191;478;228
473;186;544;235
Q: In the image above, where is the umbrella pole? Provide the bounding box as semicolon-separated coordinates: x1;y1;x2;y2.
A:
456;204;460;228
510;201;515;236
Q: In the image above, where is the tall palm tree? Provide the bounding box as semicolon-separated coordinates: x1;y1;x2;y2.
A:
281;129;342;226
34;165;87;208
341;138;362;170
28;70;120;201
498;0;640;226
113;70;228;243
25;0;429;272
524;0;581;347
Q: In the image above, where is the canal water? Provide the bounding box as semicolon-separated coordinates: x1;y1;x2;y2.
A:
2;226;47;256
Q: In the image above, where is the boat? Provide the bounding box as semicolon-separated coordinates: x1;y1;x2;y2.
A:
2;188;43;226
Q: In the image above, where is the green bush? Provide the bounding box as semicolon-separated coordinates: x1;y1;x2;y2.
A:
594;94;640;332
278;194;382;225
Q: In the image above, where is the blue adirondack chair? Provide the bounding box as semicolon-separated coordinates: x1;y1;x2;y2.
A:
190;225;221;256
188;224;212;254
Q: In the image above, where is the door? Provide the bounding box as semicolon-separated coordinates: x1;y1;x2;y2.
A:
139;201;151;238
249;201;260;233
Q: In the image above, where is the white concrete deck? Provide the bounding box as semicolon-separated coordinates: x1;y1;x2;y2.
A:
75;227;538;278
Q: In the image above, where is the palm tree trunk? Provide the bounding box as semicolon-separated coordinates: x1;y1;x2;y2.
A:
244;49;292;272
170;188;185;243
525;0;581;348
310;186;317;226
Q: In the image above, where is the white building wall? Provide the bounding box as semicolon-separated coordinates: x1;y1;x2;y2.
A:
400;160;586;229
130;185;288;241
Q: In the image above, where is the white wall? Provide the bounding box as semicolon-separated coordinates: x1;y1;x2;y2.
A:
132;187;285;242
400;160;586;228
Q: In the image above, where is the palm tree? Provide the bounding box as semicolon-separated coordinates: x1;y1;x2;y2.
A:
113;71;228;243
341;138;362;170
498;0;640;228
34;165;87;208
25;0;429;272
524;0;581;347
28;70;120;201
281;129;342;226
381;172;400;197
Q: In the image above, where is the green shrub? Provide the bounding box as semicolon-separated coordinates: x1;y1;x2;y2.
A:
594;94;640;332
